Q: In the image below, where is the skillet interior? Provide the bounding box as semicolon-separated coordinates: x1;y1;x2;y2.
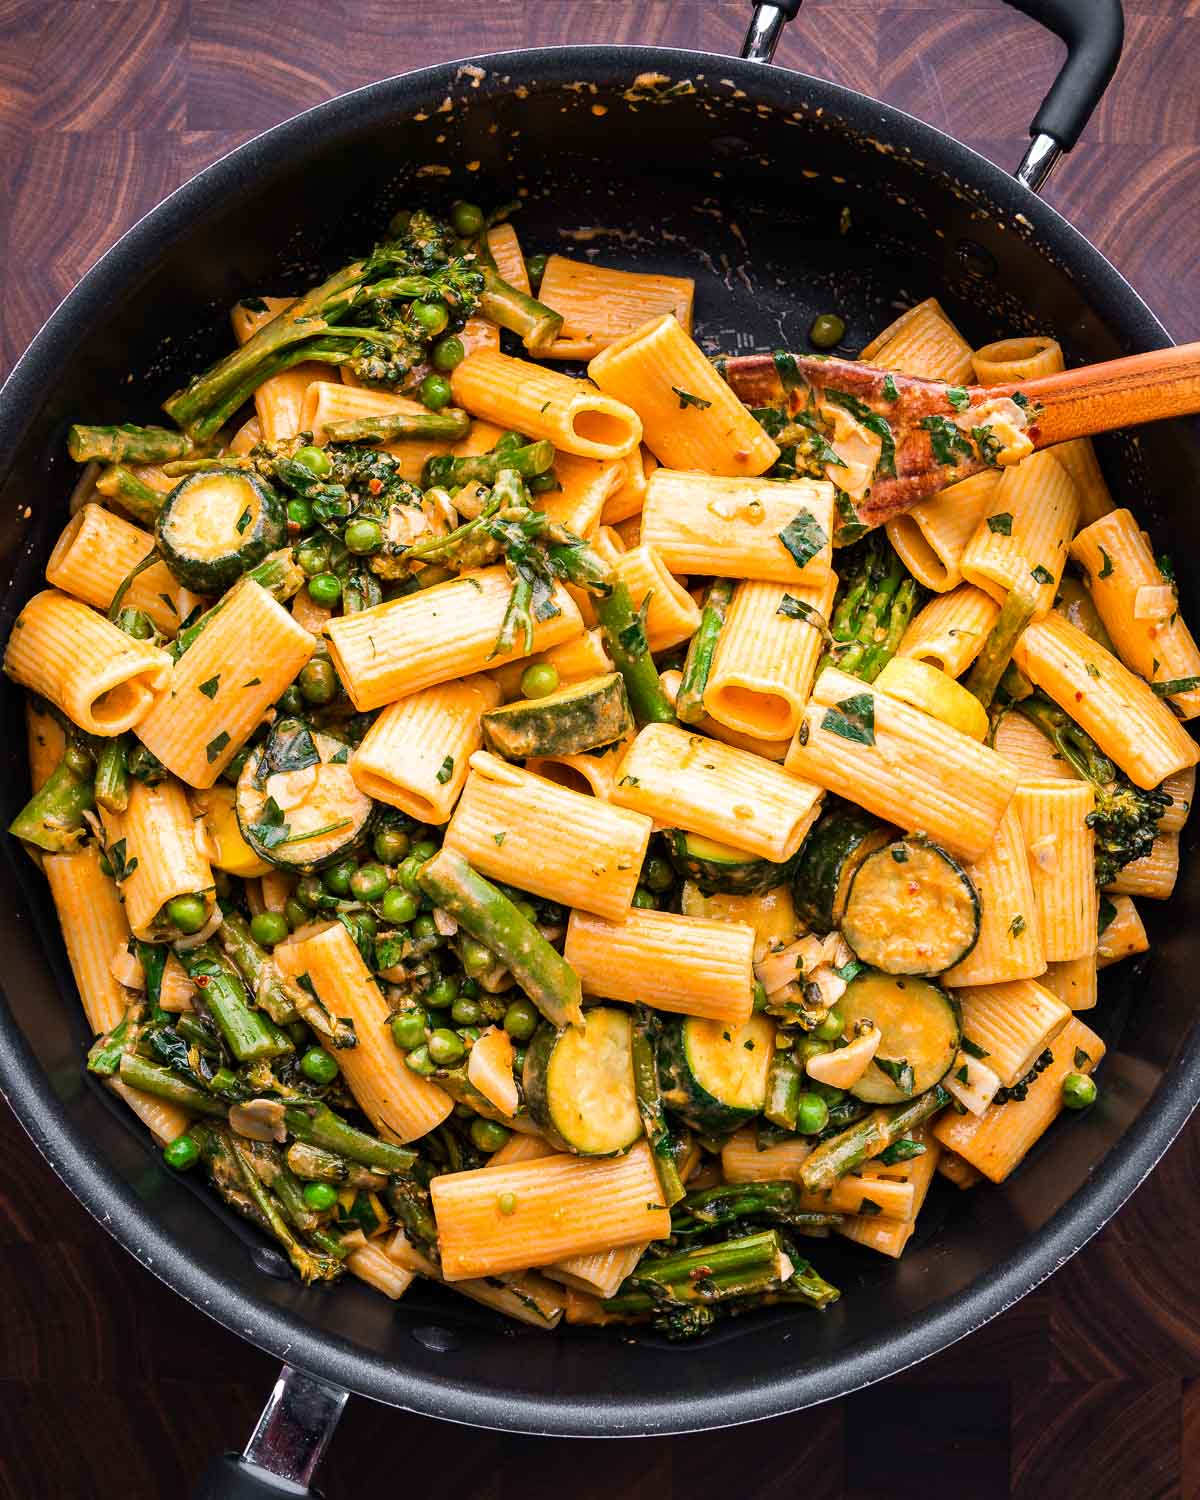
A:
0;48;1197;1435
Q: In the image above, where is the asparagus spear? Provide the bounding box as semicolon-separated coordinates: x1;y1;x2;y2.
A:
594;581;677;726
94;464;169;525
676;579;734;724
818;534;921;682
175;944;294;1063
799;1085;950;1192
68;423;193;466
417;847;583;1028
216;909;298;1026
763;1050;803;1133
603;1230;799;1313
473;234;563;352
286;1141;389;1191
118;1053;229;1117
424;439;555;489
93;737;130;814
965;587;1038;710
632;1007;685;1208
283;1101;417;1175
9;753;94;852
170;549;305;658
325;407;471;446
671;1180;843;1237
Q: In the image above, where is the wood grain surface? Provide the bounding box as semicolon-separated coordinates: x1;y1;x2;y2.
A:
2;3;1199;1497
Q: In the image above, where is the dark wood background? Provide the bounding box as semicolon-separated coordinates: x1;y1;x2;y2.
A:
2;2;1198;1496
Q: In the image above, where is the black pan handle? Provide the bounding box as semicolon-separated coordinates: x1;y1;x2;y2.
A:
192;1365;347;1500
741;0;1124;194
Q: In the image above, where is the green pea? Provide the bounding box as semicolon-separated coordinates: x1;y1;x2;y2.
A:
503;998;538;1042
391;1009;428;1051
451;997;482;1026
292;444;333;478
300;1047;339;1085
404;1043;436;1076
419;374;453;411
65;742;94;778
250;910;289;948
428;1027;465;1066
451;200;485;237
284;898;310;931
461;938;494;977
296;875;325;911
497;1191;517;1216
353;910;377;942
795;1092;830;1135
413;299;449;336
520;662;559;699
302;1181;338;1211
381;887;418;925
163;1134;200;1170
459;978;480;1000
166;894;208;934
458;1025;481;1044
298;658;338;705
297;540;330;577
425;976;460;1009
526;471;559;495
809;313;846;349
307;573;342;607
642;856;675;893
397;853;425;894
632;886;657;910
815;1007;845;1043
286;496;315;531
470;1117;510;1153
525;253;547;290
431;335;465;372
276;684;305;715
794;1035;832;1068
322;858;357;898
411;839;439;862
350;863;389;903
411;913;439;943
344;518;383;556
1062;1072;1097;1110
374;827;411;865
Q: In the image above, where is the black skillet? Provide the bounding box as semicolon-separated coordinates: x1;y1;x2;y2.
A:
3;0;1196;1492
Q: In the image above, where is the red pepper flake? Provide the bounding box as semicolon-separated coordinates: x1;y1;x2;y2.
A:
368;477;384;495
194;974;209;988
1075;691;1083;701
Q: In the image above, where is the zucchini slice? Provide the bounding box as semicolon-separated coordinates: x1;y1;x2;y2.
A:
156;467;285;593
792;800;895;933
841;838;980;976
838;970;960;1104
666;830;793;895
522;1006;641;1156
657;1013;775;1132
236;718;374;872
480;673;632;760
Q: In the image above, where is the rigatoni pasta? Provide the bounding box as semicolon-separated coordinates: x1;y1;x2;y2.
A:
959;450;1079;617
897;584;1000;679
537;256;694;360
1013;781;1098;962
886;471;1001;594
46;504;194;637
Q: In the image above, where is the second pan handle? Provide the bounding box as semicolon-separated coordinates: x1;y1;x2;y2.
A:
740;0;1125;194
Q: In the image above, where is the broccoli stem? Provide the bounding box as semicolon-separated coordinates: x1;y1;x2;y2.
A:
473;235;562;353
175;944;294;1063
676;579;734;724
1014;690;1115;783
117;1053;229;1117
8;755;95;853
602;1229;796;1313
799;1085;949;1192
417;847;583;1028
595;581;677;726
424;439;555;490
93;737;131;814
324;408;471;445
69;424;193;466
284;1101;417;1175
763;1050;803;1132
94;465;167;525
632;1007;686;1208
285;1141;389;1190
216;910;299;1026
965;587;1037;710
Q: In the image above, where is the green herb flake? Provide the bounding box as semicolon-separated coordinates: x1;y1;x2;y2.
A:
206;731;231;764
858;1199;882;1216
1084;662;1100;679
671;386;712;411
833;488;867;546
248;797;290;850
1152;676;1200;697
961;1038;990;1060
1012;391;1029;410
875;1057;914;1096
882;375;898;402
891;847;909;863
776;594;832;641
242;676;261;687
945;386;970;411
1098;895;1118;935
493;831;507;847
987;512;1014;536
877;1138;926;1166
777;509;829;571
1159;553;1176;585
108;838;138;882
617;774;641;788
436;755;455;785
920;413;974;467
1073;1047;1091;1069
1030;564;1054;585
1008;914;1027;938
820;691;875;747
197;675;221;700
772;350;802;392
955;1064;970;1083
972;426;1004;467
328;746;350;764
239;295;268;313
235;508;252;535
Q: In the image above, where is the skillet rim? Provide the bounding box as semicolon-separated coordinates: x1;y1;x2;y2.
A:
0;42;1195;1436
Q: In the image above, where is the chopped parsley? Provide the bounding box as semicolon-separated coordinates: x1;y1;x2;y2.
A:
1008;914;1027;938
1098;895;1118;934
1098;546;1114;579
205;731;231;764
1073;1047;1091;1069
972;425;1004;466
108;838;138;882
197;675;220;700
875;1057;915;1096
821;692;875;747
1152;676;1200;697
1030;564;1054;585
877;1138;926;1166
881;374;899;402
772;350;802;392
920;414;974;466
1085;662;1100;678
436;755;455;784
961;1038;990;1060
945;386;969;411
987;512;1014;536
493;831;507;847
247;796;290;850
235;507;252;534
671;386;712;411
328;745;349;764
833;488;867;546
777;509;829;571
776;594;832;641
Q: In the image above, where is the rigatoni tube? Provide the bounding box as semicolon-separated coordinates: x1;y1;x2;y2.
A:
350;674;500;823
1013;781;1098;962
5;589;171;736
960;451;1079;617
952;979;1072;1088
444;752;652;920
611;544;702;653
43;845;131;1035
564;908;756;1024
1104;831;1179;900
897;584;1000;679
942;809;1045;987
324;567;583;711
537;256;695;360
612;722;824;863
859;297;974;383
430;1140;670;1280
885;471;1000;595
45;504;194;637
101;778;214;941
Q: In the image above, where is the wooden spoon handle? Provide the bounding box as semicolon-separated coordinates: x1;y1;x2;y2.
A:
996;341;1200;447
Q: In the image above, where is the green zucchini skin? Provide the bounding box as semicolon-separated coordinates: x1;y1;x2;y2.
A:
481;673;633;760
657;1014;774;1133
665;830;794;896
236;719;374;872
156;466;285;593
841;837;981;976
792;799;896;933
522;1007;641;1155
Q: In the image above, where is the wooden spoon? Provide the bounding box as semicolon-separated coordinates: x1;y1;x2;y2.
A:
721;343;1200;532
